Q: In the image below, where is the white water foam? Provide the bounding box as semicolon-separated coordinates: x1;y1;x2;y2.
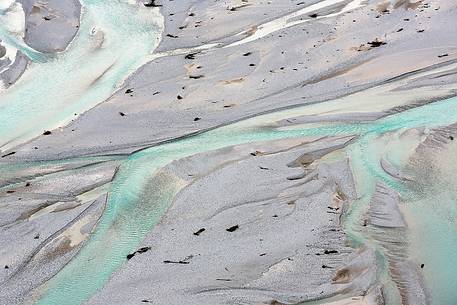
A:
228;0;365;47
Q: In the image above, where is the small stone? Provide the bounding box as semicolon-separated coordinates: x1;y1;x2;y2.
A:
226;225;239;232
193;228;206;236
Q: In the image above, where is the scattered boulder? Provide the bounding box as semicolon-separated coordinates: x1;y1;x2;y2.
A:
126;246;152;260
1;151;16;158
367;39;387;48
324;250;338;254
189;75;204;79
163;255;193;264
144;0;162;7
185;53;197;60
193;228;205;236
226;225;239;232
137;247;151;254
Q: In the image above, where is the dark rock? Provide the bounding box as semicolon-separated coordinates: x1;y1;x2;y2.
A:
322;264;332;268
127;246;151;259
1;151;16;158
324;250;338;254
125;88;134;94
189;75;204;79
185;53;197;60
43;130;52;135
193;117;201;121
163;260;190;264
119;112;126;116
367;39;386;47
193;228;206;236
226;225;239;232
137;247;151;254
309;13;318;18
144;0;162;7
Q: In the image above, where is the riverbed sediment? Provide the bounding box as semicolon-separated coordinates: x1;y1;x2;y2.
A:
1;1;457;305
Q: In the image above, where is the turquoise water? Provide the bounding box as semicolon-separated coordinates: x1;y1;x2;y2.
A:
2;0;457;304
34;95;457;304
0;0;163;150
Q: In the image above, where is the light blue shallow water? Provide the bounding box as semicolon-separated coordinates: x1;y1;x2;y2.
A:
2;0;457;304
35;95;457;304
0;0;163;150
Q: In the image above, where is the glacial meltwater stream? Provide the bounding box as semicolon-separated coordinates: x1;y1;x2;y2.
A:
31;95;457;305
0;0;163;150
1;1;457;305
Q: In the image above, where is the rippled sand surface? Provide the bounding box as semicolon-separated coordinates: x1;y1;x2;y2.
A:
1;1;457;305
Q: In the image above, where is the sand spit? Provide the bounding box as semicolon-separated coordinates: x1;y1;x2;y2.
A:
87;137;380;305
18;0;81;53
0;159;119;305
